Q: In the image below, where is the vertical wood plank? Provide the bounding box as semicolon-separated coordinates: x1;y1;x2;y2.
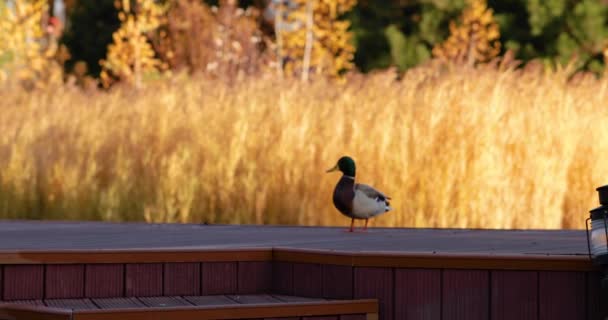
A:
491;271;537;320
164;262;200;296
293;263;322;297
442;269;489;320
45;264;85;299
85;264;124;298
201;262;237;295
238;261;272;294
587;271;607;320
323;264;353;299
394;268;441;320
2;265;44;300
354;267;393;320
539;271;586;320
272;262;294;295
125;263;162;297
0;265;3;300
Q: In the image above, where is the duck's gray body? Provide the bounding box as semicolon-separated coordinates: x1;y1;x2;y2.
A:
332;175;392;220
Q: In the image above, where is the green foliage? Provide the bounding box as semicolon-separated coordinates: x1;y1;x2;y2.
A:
347;0;465;72
491;0;608;73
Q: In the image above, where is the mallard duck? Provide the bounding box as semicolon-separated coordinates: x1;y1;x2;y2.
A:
326;156;392;232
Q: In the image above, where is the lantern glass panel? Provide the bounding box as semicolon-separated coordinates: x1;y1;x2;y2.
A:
591;218;608;258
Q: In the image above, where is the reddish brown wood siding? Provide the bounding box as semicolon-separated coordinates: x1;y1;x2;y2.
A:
201;262;237;295
587;272;606;320
125;263;163;297
238;261;272;294
85;264;124;298
3;265;44;300
539;271;586;320
292;263;322;298
442;269;489;320
338;315;366;320
394;268;441;320
354;267;393;320
322;265;352;299
491;270;537;320
272;262;294;295
163;262;200;296
45;264;85;299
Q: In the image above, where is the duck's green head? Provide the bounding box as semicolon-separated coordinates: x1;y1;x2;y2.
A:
326;156;356;177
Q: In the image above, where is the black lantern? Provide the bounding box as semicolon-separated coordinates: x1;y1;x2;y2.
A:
587;185;608;288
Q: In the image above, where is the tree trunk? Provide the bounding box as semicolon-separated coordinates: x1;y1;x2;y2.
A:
301;0;314;82
274;2;284;77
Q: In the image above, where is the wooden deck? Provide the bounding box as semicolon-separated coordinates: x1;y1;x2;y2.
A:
0;294;377;320
0;220;605;320
0;220;587;254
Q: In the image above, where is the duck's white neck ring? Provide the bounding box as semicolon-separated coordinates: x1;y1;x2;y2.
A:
343;175;355;180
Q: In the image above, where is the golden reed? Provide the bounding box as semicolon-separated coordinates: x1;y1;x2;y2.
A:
1;63;606;230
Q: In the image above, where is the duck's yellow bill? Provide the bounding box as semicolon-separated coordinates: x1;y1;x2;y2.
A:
326;164;339;173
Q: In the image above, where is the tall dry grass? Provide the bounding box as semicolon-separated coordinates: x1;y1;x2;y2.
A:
1;62;607;229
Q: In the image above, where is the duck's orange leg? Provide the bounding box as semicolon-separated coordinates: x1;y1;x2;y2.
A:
349;218;355;232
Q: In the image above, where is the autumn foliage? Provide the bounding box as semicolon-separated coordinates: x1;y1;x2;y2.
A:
432;0;501;66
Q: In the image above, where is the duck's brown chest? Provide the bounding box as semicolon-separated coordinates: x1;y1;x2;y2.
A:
332;176;355;217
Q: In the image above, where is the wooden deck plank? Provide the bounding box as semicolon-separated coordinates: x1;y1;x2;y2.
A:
201;262;237;295
45;298;98;310
539;271;586;320
138;296;191;307
0;221;589;258
354;267;393;320
272;262;294;295
45;264;85;299
4;299;44;305
394;269;440;320
85;264;124;298
163;262;200;296
442;270;489;320
183;295;239;306
2;265;44;300
91;297;145;309
238;261;272;294
292;263;323;297
69;299;378;320
338;315;366;320
227;294;283;304
491;271;537;320
322;264;352;299
125;263;162;297
271;295;324;303
0;304;72;320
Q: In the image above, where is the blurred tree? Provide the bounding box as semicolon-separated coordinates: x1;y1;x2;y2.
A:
154;0;270;80
275;0;357;79
61;0;119;77
99;0;168;88
490;0;608;73
346;0;466;72
432;0;501;65
0;0;65;89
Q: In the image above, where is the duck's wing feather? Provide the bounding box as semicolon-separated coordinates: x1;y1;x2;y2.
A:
355;183;391;200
